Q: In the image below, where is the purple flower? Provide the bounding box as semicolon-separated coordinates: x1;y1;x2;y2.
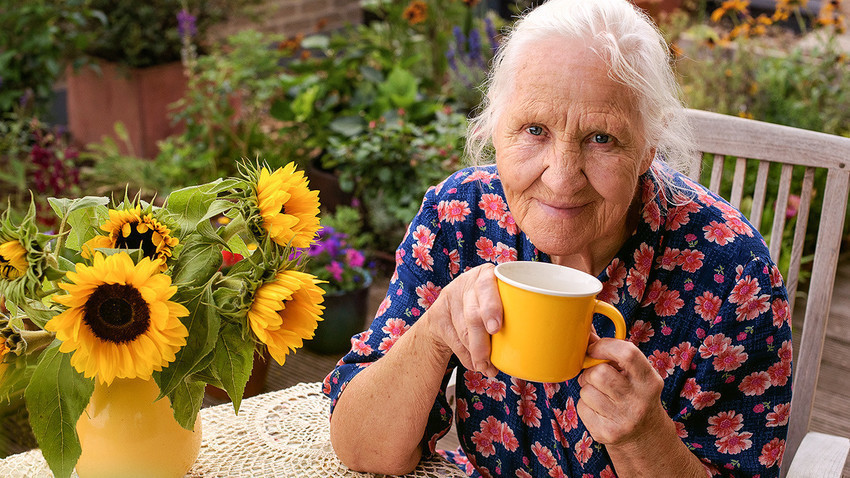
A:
177;9;197;38
345;248;365;268
453;26;465;54
484;17;498;53
326;261;344;282
468;28;482;66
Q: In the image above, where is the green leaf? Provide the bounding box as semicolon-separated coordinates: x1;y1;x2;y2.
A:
62;201;109;252
155;285;220;399
164;180;240;237
301;34;329;50
170;236;223;288
329;116;366;137
47;196;109;218
378;67;418;110
19;301;59;329
165;378;205;431
291;85;320;122
25;344;94;478
210;322;255;413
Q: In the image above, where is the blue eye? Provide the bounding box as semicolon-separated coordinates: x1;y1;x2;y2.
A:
592;133;611;144
526;125;544;136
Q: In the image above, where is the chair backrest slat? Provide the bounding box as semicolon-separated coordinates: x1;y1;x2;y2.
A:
749;161;771;230
768;163;793;262
684;109;850;478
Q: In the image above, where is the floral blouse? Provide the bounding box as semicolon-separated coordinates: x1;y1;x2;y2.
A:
323;162;792;477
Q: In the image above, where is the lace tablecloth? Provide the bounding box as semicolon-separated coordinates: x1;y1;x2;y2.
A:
0;381;466;477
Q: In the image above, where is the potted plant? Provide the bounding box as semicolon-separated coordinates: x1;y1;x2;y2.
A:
301;208;376;355
63;0;254;158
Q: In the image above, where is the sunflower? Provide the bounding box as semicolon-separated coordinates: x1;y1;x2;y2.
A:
0;240;27;281
0;336;8;360
82;206;179;268
255;163;321;249
45;252;190;385
247;269;324;365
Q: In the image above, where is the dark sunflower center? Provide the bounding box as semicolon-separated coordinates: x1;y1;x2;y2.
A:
83;283;151;343
115;221;158;258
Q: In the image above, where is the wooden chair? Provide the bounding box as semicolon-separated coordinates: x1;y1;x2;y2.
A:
684;109;850;478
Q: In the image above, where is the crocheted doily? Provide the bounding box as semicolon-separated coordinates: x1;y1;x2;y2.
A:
0;381;466;477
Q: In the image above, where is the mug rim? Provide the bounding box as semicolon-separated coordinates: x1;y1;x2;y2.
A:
494;261;602;297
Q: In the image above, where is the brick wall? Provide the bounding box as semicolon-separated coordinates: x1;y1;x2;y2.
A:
210;0;363;41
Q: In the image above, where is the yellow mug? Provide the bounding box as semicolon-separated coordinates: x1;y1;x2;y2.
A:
490;261;626;383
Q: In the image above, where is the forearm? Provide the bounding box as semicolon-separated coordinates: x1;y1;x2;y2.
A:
606;414;708;478
329;318;453;475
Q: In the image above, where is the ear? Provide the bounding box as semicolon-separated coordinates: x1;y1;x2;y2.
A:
640;147;657;175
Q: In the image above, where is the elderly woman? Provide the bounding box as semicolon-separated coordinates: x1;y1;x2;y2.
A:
323;0;792;476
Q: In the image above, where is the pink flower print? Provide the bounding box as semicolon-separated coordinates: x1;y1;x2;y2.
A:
729;276;760;304
476;218;486;228
438;199;471;224
412;242;434;271
778;340;793;364
461;168;495;184
693;391;721;410
736;294;771;321
694;291;722;322
494;242;518;264
642;280;667;306
352;333;374;356
471;431;496;457
516;471;533;478
707;410;744;437
479;416;503;441
769;264;784;288
679;249;705;273
381;318;410;338
326;261;344;281
485;379;507;401
655;289;684;317
662;325;673;335
699;333;732;358
771;298;790;327
759;438;785;468
497;212;519;235
465;370;490;394
766;403;790;427
657;247;681;270
499;422;520;451
476;237;499;262
412;225;435;248
716;431;753;454
648;350;675;378
672;342;697;371
448;249;461;276
739;371;772;396
532;442;557;469
712;345;748;372
605;258;628;288
378;335;399;352
724;215;753;237
685;233;698;242
626;268;647;299
376;296;391;317
643;199;662;231
628;320;655;345
543;382;560;399
517;397;542;427
457;399;470;420
574;431;594;464
674;420;688;438
549;466;568;478
767;360;791;387
415;281;441;310
556;397;579;432
510;378;537;401
703;220;735;246
479;193;507;220
666;200;700;231
753;403;765;413
633;243;655;275
601;465;617;478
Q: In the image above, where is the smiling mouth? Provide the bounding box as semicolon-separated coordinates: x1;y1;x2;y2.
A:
537;200;587;218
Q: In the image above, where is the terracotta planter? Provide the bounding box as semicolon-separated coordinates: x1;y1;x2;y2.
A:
66;60;187;158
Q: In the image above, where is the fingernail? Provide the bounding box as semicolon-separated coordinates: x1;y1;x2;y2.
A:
486;319;499;334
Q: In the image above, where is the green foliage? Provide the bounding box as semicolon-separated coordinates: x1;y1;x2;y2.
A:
326;108;468;253
0;0;96;116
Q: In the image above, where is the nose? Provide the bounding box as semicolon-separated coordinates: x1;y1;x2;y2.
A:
540;140;587;195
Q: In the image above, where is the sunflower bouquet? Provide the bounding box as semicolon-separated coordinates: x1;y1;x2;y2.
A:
0;160;325;477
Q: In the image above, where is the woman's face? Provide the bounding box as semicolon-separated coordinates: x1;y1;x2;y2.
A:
493;36;654;271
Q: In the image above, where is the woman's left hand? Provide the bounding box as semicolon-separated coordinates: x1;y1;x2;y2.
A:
576;336;671;448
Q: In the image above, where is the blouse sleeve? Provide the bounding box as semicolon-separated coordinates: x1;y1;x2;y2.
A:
670;257;793;477
322;183;458;456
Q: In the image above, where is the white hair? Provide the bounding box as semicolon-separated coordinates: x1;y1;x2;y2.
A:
466;0;695;186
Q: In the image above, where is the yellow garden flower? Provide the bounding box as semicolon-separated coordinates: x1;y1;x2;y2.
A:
0;336;8;360
255;163;321;249
247;269;324;365
82;206;179;268
45;252;190;385
0;240;27;281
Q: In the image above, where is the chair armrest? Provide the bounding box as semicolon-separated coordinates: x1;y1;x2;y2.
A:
786;431;850;478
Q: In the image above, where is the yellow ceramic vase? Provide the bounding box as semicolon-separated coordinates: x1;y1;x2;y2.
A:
75;377;202;478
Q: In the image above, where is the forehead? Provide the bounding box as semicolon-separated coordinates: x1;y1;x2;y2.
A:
506;36;640;121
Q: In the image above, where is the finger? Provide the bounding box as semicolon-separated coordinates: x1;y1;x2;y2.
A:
475;264;502;334
581;361;631;398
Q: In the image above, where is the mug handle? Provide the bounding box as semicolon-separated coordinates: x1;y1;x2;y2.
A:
581;300;627;370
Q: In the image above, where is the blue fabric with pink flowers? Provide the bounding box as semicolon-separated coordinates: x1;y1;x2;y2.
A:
323;162;792;477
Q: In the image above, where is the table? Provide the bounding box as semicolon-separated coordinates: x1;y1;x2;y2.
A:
0;382;466;477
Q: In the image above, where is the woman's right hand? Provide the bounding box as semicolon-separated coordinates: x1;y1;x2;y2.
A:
421;263;503;377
